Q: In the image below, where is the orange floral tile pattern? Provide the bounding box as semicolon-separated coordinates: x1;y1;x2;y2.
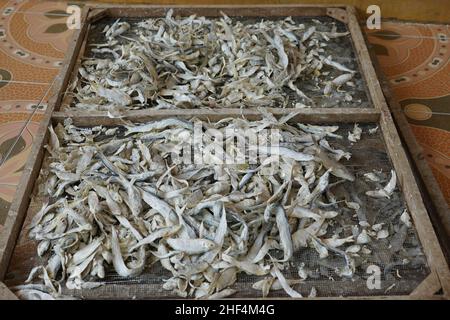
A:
11;2;70;59
0;82;49;101
0;109;38;123
1;99;47;114
367;21;450;207
0;0;75;225
432;168;450;204
367;22;450;100
0;120;27;224
410;125;450;157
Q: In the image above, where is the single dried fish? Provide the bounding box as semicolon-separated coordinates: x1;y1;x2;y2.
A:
348;124;362;143
366;170;397;199
167;238;216;255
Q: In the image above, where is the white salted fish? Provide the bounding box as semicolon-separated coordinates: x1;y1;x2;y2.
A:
366;170;397;199
348;124;362;143
271;266;302;298
111;228;146;277
166;238;216;255
275;205;294;261
400;209;412;228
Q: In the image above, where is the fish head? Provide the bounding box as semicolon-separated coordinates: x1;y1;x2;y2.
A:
206;240;217;250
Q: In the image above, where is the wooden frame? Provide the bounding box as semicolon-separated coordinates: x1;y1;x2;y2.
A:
0;4;448;300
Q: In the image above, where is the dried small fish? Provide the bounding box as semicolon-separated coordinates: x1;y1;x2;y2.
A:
314;144;354;181
67;12;359;111
212;267;237;293
324;73;353;96
372;223;384;232
111;228;146;277
345;244;361;253
366;170;397;199
252;277;302;297
368;126;378;134
271;266;302;298
167;238;216;255
97;86;132;106
323;56;355;73
252;277;275;297
129;225;180;251
356;229;371;244
363;172;380;182
345;201;360;210
297;263;308;280
377;229;389;239
323;235;354;248
275;205;294;261
222;254;270;276
400;209;412;228
15;289;56;300
347;124;362;143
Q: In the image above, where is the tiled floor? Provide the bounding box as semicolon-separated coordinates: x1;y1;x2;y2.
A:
366;22;450;205
0;0;75;225
0;2;449;229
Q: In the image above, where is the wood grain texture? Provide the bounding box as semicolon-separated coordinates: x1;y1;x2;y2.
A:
0;281;17;300
410;271;442;297
326;7;348;23
105;5;330;17
52;108;380;126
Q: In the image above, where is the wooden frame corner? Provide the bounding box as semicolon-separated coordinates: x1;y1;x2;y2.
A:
0;281;17;300
326;7;348;23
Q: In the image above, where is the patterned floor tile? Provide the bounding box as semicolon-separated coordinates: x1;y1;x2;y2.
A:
367;21;450;206
368;21;449;41
367;23;449;94
1;0;73;66
0;0;74;102
0;80;53;141
0;0;74;227
0;98;47;114
0;117;43;226
0;82;50;104
0;119;31;224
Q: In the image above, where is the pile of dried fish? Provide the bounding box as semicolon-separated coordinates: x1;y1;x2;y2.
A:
69;10;357;111
21;116;419;299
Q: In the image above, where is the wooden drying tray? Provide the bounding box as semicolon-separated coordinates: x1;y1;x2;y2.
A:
0;4;449;300
55;3;376;114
